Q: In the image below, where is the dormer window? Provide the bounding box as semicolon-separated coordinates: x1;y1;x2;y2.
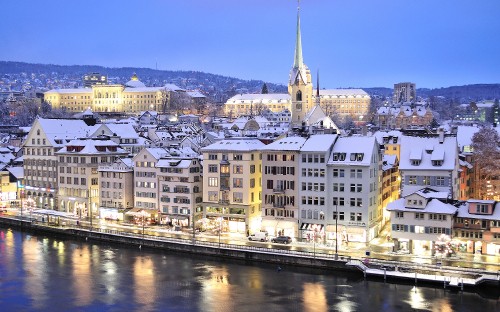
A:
392;137;398;144
350;153;364;161
432;160;443;166
411;160;421;166
476;204;488;214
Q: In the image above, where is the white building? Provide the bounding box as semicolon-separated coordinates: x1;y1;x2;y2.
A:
327;136;382;243
399;132;459;199
298;134;338;242
387;188;457;255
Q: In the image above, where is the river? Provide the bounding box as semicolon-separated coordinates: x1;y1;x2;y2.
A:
0;227;498;311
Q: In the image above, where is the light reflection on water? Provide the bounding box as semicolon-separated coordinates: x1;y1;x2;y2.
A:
0;227;498;312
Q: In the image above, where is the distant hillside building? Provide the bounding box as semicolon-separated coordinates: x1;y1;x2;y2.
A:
223;4;370;124
83;72;107;88
393;82;416;104
44;73;181;114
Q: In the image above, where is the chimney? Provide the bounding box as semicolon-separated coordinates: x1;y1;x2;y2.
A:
438;127;444;144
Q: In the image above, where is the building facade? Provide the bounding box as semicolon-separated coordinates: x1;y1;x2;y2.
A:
201;139;264;234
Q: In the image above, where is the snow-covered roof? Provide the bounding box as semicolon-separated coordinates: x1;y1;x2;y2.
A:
7;166;23;179
456;202;500;220
387;198;457;214
260;136;307;151
315;89;369;97
56;139;126;155
382;154;398;171
186;91;205;98
399;136;457;171
456;125;480;150
202;138;265;152
95;123;140;139
125;79;146;88
45;88;92;94
35;118;91;146
227;93;290;103
156;159;192;169
300;134;338;152
328;136;377;166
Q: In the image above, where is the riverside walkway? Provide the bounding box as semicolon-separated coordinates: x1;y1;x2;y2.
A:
1;213;499;289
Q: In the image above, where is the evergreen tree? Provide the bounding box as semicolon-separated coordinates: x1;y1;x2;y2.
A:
261;83;268;94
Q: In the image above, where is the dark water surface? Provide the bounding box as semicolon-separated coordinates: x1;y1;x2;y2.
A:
0;228;498;312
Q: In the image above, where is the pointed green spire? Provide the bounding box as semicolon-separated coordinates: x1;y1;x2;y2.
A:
293;1;303;68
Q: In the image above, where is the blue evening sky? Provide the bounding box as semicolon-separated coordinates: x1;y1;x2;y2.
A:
1;0;499;88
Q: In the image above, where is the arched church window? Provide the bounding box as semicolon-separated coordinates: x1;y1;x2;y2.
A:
296;90;302;102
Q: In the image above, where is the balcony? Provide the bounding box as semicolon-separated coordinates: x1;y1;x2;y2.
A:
220;185;230;191
273;203;285;208
218;199;230;205
273;187;285;194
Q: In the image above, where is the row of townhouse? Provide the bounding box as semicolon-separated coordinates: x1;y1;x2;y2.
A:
388;188;500;256
200;134;384;244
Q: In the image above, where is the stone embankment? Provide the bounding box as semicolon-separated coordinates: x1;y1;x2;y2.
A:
1;216;498;290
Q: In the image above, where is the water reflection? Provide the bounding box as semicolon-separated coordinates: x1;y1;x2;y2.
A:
0;227;498;312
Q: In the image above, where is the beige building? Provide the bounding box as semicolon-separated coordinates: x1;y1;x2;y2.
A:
44;74;172;114
23;118;91;210
201;139;265;234
98;157;134;221
56;139;129;220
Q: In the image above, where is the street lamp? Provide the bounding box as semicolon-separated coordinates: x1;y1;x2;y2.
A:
217;217;223;249
335;204;339;260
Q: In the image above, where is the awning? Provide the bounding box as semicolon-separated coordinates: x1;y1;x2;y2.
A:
300;223;324;231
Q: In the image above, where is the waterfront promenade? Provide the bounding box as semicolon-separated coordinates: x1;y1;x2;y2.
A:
1;211;499;290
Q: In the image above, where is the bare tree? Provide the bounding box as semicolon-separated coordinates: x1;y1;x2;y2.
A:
472;126;500;199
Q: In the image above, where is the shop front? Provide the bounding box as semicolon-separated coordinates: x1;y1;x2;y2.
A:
300;223;325;243
160;214;190;229
261;219;297;239
99;207;123;222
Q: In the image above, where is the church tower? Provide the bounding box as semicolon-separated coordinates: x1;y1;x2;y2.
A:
288;2;313;126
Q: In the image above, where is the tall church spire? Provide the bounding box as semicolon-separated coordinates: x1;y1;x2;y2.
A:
293;1;303;68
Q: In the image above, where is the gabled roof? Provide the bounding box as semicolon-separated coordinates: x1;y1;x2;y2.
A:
387;198;457;214
260;136;307;152
34;118;91;146
202;138;265;152
400;136;457;171
300;134;338;152
328;136;377;166
456;201;500;220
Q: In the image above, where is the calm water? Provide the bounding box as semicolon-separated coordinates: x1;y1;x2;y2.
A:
0;227;498;312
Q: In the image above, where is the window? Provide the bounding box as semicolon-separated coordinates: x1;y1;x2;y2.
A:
208;191;218;201
233;178;243;188
333;197;345;206
233;154;243;161
350;198;362;207
250;165;255;174
432;160;443;166
233;192;243;203
415;213;425;219
422;176;430;185
250;178;255;188
208;177;218;187
408;176;417;185
233;165;243;174
476;204;488;214
333;169;345;177
350;184;362;193
436;176;445;186
208;165;218;173
396;211;404;218
333;183;345;192
208;154;217;160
